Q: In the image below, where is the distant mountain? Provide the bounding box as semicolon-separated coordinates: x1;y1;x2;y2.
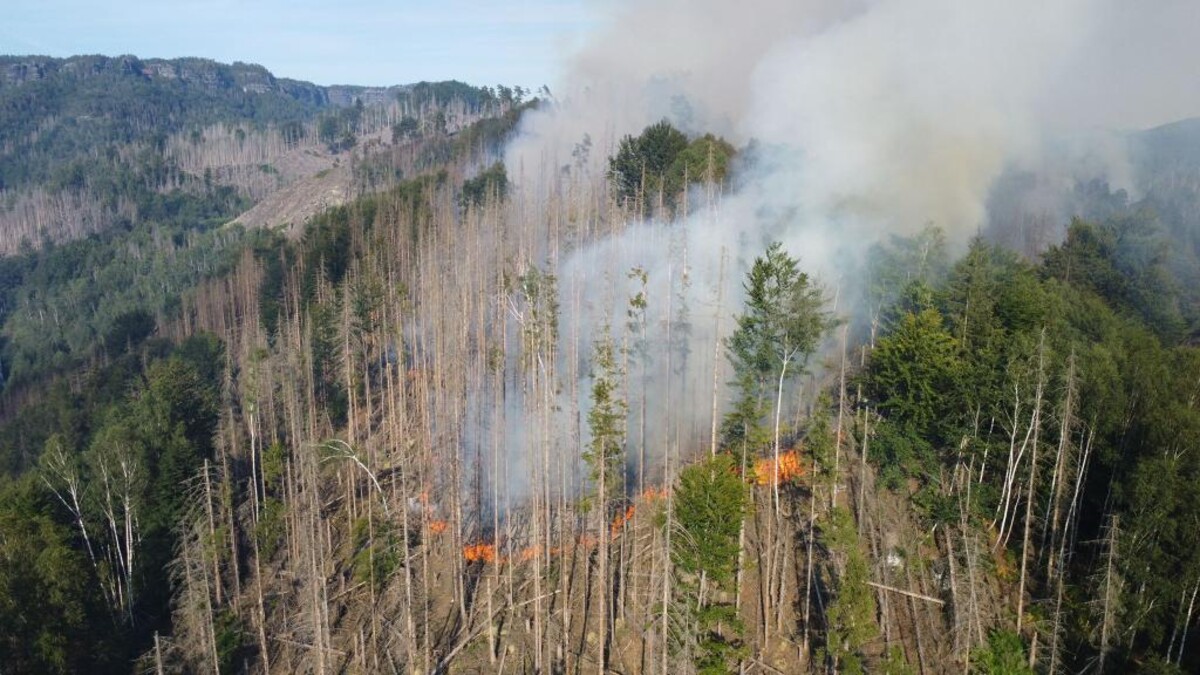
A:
0;54;327;98
1132;116;1200;168
1131;117;1200;236
0;54;513;251
0;55;338;192
0;53;519;397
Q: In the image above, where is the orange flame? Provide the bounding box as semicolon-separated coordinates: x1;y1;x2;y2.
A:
610;505;636;537
752;450;805;486
518;545;543;562
463;543;497;563
641;486;670;501
428;520;448;535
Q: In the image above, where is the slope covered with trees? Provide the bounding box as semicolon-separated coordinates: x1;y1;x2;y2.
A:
2;55;1200;675
0;56;524;418
0;64;532;672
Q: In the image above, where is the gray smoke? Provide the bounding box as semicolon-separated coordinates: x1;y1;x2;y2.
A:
485;0;1200;500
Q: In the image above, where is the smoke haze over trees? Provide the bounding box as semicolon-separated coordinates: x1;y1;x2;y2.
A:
2;1;1200;673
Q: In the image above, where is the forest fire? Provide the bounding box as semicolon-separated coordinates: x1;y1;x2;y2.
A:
752;450;805;486
462;543;497;564
463;531;614;565
517;545;543;562
13;0;1200;668
610;505;635;537
641;485;669;501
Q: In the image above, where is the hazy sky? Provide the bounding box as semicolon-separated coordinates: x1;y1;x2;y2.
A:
0;0;597;87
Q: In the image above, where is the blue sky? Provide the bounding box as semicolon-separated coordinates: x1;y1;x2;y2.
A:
1;0;597;88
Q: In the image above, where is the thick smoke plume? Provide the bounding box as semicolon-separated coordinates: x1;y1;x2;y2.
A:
513;0;1200;233
485;0;1200;502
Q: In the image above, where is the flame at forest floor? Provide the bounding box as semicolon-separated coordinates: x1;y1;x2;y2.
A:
463;543;497;563
751;450;805;486
459;449;806;565
610;505;635;537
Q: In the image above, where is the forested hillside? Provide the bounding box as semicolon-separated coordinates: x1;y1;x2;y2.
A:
2;50;1200;675
0;55;527;413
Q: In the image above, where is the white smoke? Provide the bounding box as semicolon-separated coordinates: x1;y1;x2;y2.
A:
511;0;1200;235
484;0;1200;499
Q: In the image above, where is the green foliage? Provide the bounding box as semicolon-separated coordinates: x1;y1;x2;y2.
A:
318;115;340;146
0;334;222;666
256;443;289;560
730;242;830;382
0;184;253;391
864;308;963;461
461;99;538;152
806;393;838;482
939;239;1050;426
668;133;736;187
859;213;1200;670
609;120;687;203
406;99;538;171
1042;215;1184;341
308;300;349;427
821;507;878;674
214;608;248;674
461;161;508;208
256;242;290;341
0;68;534;672
604;117;734;207
0;55;326;192
317;104;363;153
1132;654;1186;675
869;417;935;489
0;476;114;673
865;226;950;333
881;646;917;675
511;265;560;367
102;309;156;355
673;453;748;584
262;442;287;489
719;367;773;452
349;516;401;592
392;115;419;142
249;172;446;427
607;120;734;210
912;483;960;524
585;331;626;505
672;453;749;673
971;630;1033;674
302;205;354;291
256;497;287;561
726;241;833;448
397;80;501;114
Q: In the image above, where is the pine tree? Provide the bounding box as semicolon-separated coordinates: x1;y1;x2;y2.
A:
821;507;878;675
672;453;749;674
585;327;626;673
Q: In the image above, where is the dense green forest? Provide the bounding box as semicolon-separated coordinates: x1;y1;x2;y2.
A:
860;217;1200;672
0;334;222;671
3;52;1200;674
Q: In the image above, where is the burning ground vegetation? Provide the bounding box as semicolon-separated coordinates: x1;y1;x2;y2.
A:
96;5;1200;669
458;450;804;566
